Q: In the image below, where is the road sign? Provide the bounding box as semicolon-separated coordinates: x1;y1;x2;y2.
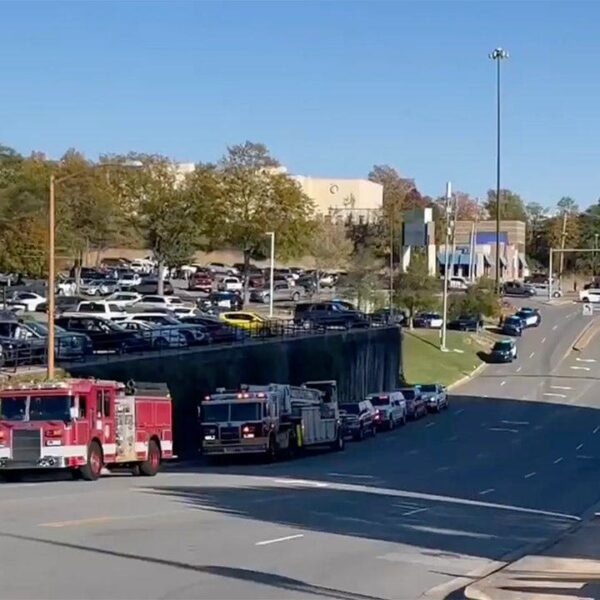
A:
583;303;594;316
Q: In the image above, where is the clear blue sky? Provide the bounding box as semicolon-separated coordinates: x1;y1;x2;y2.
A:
2;1;600;208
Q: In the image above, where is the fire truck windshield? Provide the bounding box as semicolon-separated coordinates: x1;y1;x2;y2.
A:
202;403;229;423
29;396;71;422
0;397;27;421
202;402;262;422
230;402;261;421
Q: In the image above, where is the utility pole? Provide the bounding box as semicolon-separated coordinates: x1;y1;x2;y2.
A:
594;233;599;280
389;209;394;313
558;210;568;282
440;182;453;352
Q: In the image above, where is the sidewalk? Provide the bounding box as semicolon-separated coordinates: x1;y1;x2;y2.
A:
466;517;600;600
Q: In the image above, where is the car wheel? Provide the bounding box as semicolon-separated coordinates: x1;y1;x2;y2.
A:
344;320;353;330
154;337;169;350
302;320;312;330
292;292;300;302
388;418;394;431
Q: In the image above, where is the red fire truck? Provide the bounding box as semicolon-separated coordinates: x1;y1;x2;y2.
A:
0;378;173;481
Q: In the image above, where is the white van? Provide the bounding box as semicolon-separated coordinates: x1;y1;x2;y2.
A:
365;391;407;430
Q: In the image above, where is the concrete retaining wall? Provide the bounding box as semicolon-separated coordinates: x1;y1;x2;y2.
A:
66;327;402;458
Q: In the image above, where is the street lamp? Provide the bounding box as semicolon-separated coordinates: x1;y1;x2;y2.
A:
489;47;509;294
266;232;275;318
46;161;142;379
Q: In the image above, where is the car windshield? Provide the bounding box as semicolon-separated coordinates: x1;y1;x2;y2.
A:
369;396;390;406
340;404;360;414
506;317;521;325
201;403;230;423
493;342;512;351
400;389;416;399
0;396;27;421
420;385;437;392
230;402;261;421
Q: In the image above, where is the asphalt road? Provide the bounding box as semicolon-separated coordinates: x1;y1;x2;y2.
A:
1;299;599;600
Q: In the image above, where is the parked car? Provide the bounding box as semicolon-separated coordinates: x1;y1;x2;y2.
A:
134;278;174;295
370;308;405;326
180;315;244;343
397;386;427;420
199;292;243;311
413;312;443;329
104;291;143;308
135;295;192;311
120;313;207;345
64;300;127;321
206;262;239;277
19;319;94;360
188;272;213;293
489;339;517;363
502;315;524;336
418;384;448;412
218;311;277;336
447;314;483;332
119;320;188;349
55;315;150;354
448;277;471;290
129;258;154;274
250;282;304;304
117;272;142;289
296;275;317;295
293;302;369;330
35;295;84;315
247;274;265;289
365;391;407;429
579;288;600;303
530;282;562;298
515;307;541;328
502;281;535;297
6;291;46;312
339;400;377;440
217;276;243;293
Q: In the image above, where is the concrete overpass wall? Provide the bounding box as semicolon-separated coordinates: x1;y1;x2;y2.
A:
66;327;402;458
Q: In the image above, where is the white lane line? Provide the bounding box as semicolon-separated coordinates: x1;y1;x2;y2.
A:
552;325;558;330
436;466;451;472
576;443;584;450
402;507;428;517
448;435;459;441
516;366;522;373
543;392;567;398
524;472;537;479
425;422;435;428
502;420;530;425
594;426;600;434
482;394;489;398
529;352;535;358
255;534;304;546
553;457;564;464
327;473;375;480
479;488;495;496
454;409;465;416
551;386;572;390
577;455;594;460
273;479;329;488
500;380;506;387
570;366;591;371
541;337;546;344
489;427;518;433
576;358;596;363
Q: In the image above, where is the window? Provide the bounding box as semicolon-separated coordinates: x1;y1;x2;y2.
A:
96;390;111;417
78;395;87;418
108;304;122;312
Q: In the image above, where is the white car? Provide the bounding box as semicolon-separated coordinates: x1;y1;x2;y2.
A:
135;295;193;310
105;292;143;308
365;391;407;430
206;262;239;277
7;291;46;312
418;384;449;412
130;259;154;274
580;288;600;303
170;306;199;317
65;300;127;320
117;273;142;288
217;277;243;292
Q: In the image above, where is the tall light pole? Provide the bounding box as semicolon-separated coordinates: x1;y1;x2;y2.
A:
47;161;142;379
266;232;275;318
440;182;453;352
489;47;509;294
594;233;599;279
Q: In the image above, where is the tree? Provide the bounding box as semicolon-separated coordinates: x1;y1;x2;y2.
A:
525;202;548;267
215;141;314;295
393;252;440;328
338;247;383;312
448;278;500;319
484;189;527;221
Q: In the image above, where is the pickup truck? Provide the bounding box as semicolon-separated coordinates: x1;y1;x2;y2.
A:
250;282;305;303
63;301;127;320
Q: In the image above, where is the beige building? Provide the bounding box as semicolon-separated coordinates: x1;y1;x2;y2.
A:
292;175;383;216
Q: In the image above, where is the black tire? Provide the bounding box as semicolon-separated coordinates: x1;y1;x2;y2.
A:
0;471;22;483
302;320;312;330
389;417;395;431
344;320;353;330
80;441;103;481
154;337;169;350
331;428;345;451
139;439;161;476
401;413;407;425
355;426;364;441
118;342;128;355
371;424;377;437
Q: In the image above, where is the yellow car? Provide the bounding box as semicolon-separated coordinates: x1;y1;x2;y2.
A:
218;311;275;335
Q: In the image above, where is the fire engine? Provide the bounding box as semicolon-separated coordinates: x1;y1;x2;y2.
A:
200;380;344;460
0;378;173;481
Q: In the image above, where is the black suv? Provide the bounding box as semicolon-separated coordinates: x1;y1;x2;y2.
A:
294;302;369;330
339;400;377;441
447;314;483;332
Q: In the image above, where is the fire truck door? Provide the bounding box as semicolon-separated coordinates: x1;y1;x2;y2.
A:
95;388;114;450
115;395;136;462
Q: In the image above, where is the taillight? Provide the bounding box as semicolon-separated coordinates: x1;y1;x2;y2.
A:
0;430;5;447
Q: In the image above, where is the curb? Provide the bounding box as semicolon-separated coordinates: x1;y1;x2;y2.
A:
447;362;487;392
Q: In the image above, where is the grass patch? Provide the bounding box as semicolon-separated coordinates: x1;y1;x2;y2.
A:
402;329;496;387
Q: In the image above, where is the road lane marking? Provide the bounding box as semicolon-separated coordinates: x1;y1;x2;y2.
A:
576;443;584;450
327;473;374;480
489;427;518;433
570;366;591;371
454;409;465;416
407;449;420;455
577;455;594;460
552;325;558;330
541;337;546;344
273;479;329;488
543;392;567;398
39;509;188;528
529;352;535;358
551;386;572;390
553;457;564;464
448;435;459;441
502;420;529;426
425;422;435;428
594;426;600;434
402;507;428;516
40;516;115;528
524;472;537;479
479;488;495;496
255;534;304;546
500;380;506;386
436;466;451;472
576;358;596;363
516;366;522;373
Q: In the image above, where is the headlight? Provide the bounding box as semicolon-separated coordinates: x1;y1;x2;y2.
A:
204;434;216;441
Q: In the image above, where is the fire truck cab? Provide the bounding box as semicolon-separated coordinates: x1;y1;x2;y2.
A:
0;378;173;481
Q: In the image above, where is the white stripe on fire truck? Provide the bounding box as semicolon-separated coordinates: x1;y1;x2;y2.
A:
161;440;173;452
134;442;148;453
0;447;10;459
102;443;117;455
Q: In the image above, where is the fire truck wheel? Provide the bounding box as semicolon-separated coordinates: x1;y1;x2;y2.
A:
331;428;345;452
265;435;278;463
80;441;103;481
139;440;161;476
